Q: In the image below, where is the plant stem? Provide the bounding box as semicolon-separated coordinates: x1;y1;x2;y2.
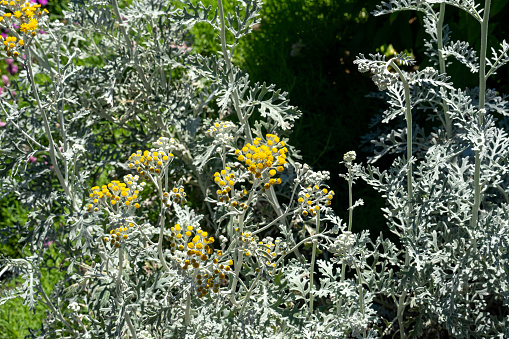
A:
116;247;124;298
337;164;354;315
274;234;328;268
355;265;364;316
25;46;72;202
116;248;137;339
472;0;491;228
309;213;320;312
185;289;191;327
239;269;262;316
40;283;76;335
217;0;253;143
157;182;170;272
437;3;452;139
389;61;413;226
348;167;353;232
230;213;245;304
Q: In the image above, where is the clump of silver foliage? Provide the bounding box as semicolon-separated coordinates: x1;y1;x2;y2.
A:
0;0;508;338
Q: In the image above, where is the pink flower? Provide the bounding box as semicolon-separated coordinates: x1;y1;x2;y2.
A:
5;58;13;66
7;64;18;75
0;121;6;127
29;156;37;163
2;75;9;86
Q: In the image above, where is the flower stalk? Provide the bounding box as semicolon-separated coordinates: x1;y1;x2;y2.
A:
308;212;320;312
471;0;491;228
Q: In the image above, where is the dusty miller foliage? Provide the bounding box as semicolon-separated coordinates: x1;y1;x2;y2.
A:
0;0;508;338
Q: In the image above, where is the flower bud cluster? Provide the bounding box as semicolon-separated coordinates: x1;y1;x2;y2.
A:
87;174;144;214
343;151;356;162
370;65;398;91
68;301;80;313
329;231;356;257
297;185;334;217
205;120;237;145
138;330;154;339
162;184;187;206
296;163;330;186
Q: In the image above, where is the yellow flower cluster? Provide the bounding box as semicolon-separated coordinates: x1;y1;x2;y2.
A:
298;185;334;217
126;137;176;182
162;185;187;207
127;149;174;179
103;222;135;248
169;224;230;298
0;0;48;39
0;36;23;58
235;134;287;180
212;167;253;209
236;229;281;275
87;174;144;213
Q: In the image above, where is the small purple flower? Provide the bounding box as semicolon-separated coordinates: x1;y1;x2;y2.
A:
7;64;18;75
0;121;6;127
0;33;6;39
2;75;9;86
5;58;13;66
29;156;37;163
38;0;48;5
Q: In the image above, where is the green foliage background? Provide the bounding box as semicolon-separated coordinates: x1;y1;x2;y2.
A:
1;0;509;336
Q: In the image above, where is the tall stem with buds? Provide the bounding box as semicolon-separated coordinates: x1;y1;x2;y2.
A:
337;151;356;315
472;0;491;228
437;3;452;139
308;212;320;312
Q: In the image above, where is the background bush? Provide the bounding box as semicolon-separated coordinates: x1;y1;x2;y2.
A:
1;0;509;336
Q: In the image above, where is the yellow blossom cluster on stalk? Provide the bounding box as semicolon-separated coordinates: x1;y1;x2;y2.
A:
127;149;174;179
236;229;282;275
212;167;250;209
87;174;145;214
103;222;136;248
161;184;187;207
0;0;48;57
235;134;287;184
1;36;23;57
169;224;231;298
127;136;176;182
298;185;334;217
